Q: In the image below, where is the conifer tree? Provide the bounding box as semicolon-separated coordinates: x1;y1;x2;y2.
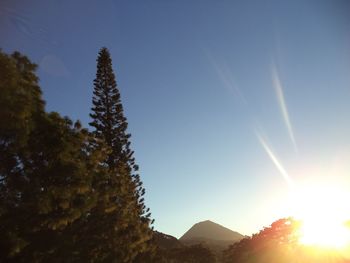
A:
89;47;153;262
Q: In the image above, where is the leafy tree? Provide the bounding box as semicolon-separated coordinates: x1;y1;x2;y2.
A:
223;217;350;263
88;47;153;262
223;218;301;263
0;50;105;262
0;50;46;260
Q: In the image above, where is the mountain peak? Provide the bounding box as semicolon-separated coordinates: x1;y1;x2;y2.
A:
180;220;244;241
198;219;214;224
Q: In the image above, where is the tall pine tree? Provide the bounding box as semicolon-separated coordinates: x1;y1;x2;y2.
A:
89;47;153;262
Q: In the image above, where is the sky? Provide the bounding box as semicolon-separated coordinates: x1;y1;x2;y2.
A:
1;0;350;238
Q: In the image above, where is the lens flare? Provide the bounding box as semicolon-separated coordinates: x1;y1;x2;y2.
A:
256;132;294;188
290;184;350;249
271;64;297;152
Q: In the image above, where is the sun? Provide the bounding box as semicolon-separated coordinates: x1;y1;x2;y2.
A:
300;218;349;248
289;183;350;249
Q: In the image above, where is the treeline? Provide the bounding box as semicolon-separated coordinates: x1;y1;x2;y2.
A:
0;48;153;262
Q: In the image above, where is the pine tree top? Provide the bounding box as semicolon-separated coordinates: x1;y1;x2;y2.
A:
89;47;136;171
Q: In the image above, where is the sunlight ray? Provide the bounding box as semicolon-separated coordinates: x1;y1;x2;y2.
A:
203;48;247;104
256;132;294;188
271;65;297;152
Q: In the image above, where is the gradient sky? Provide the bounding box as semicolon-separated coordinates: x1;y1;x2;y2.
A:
1;0;350;238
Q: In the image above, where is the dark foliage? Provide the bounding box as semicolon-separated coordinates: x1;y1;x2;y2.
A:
135;231;217;263
88;47;154;262
154;244;217;263
0;48;153;262
153;231;184;250
0;50;105;262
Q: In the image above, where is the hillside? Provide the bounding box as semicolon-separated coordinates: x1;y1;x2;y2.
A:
179;220;244;253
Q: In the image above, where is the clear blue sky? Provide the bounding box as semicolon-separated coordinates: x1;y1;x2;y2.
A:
1;0;350;238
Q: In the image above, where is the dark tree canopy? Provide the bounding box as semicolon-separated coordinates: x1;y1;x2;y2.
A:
0;50;105;262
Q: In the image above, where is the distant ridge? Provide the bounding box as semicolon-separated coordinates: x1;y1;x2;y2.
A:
180;220;244;241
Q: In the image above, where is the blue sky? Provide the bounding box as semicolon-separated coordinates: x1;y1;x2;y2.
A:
1;0;350;238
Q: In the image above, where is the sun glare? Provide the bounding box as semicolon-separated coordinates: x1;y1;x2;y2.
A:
300;216;349;248
290;183;350;250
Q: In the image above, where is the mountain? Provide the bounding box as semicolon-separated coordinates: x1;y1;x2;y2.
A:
179;220;244;254
180;220;244;241
152;222;243;262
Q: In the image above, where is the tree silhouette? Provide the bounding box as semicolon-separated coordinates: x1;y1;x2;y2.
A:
88;47;153;262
